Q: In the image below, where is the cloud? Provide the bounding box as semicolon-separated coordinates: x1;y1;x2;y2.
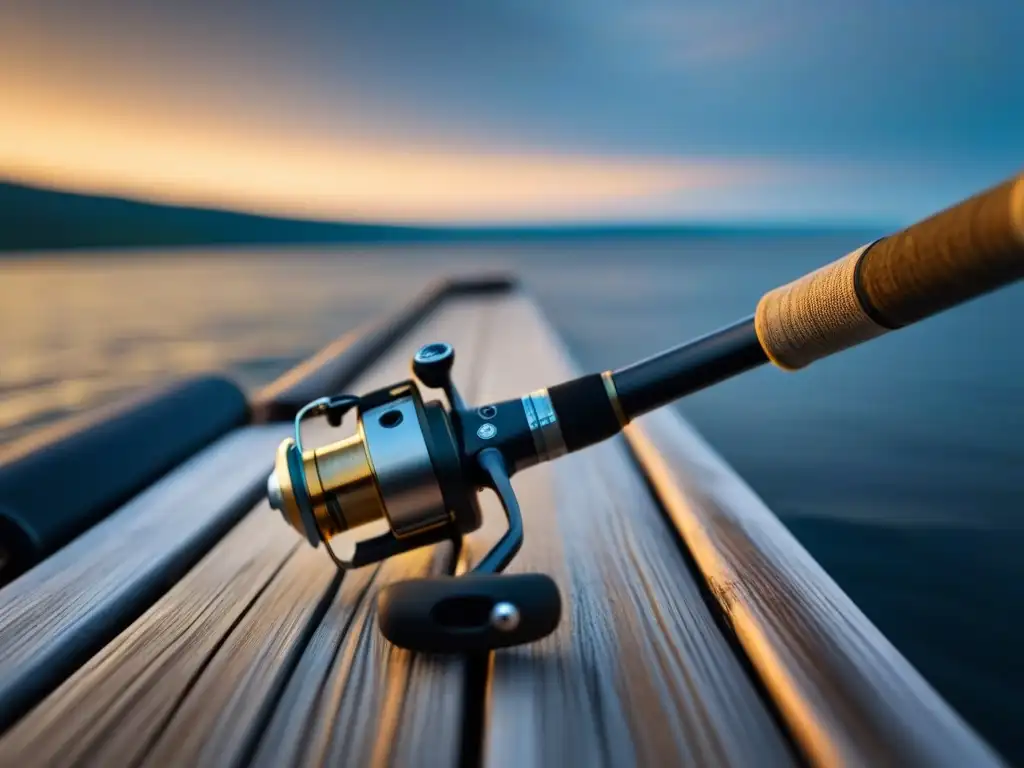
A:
597;2;800;69
2;0;1021;222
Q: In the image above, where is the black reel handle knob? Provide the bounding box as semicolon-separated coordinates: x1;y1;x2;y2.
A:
377;573;561;653
412;342;455;389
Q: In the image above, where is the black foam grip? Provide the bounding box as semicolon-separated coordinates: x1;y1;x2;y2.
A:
547;373;621;453
0;375;248;582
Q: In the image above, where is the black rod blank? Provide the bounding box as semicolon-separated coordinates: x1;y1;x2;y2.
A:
611;317;768;423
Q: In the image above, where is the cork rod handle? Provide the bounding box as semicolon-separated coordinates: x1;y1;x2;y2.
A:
755;172;1024;370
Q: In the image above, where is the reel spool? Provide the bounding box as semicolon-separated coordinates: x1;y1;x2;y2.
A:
267;342;562;654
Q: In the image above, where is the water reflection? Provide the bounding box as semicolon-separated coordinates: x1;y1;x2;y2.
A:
0;250;445;441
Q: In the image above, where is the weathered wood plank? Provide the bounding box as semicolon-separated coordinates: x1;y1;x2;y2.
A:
250;298;493;768
143;533;340;768
251;544;462;768
0;296;495;766
0;424;289;731
470;295;795;767
0;506;303;766
247;563;379;767
625;408;1006;767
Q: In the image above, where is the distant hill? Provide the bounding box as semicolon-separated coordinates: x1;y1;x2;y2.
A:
0;179;875;252
0;181;437;251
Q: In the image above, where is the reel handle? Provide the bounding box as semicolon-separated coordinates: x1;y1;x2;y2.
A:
376;446;561;653
377;573;560;653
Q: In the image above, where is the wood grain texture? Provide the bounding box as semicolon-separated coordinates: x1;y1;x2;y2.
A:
0;424;289;731
0;506;306;766
247;562;379;767
143;536;340;768
857;171;1024;328
0;297;495;767
625;407;1006;767
471;295;795;768
250;297;493;768
250;545;464;768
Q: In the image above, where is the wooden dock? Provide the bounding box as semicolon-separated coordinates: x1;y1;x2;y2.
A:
0;277;1006;766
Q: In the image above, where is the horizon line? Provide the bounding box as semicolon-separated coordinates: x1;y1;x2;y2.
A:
1;175;897;234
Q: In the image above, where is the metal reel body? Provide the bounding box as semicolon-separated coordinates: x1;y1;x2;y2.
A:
268;342;562;653
272;380;481;569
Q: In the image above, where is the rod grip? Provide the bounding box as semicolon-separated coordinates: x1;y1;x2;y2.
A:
755;172;1024;370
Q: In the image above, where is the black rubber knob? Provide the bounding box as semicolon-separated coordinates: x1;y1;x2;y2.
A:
377;573;561;653
412;342;455;390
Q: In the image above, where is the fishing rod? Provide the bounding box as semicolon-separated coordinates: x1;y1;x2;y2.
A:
267;171;1024;654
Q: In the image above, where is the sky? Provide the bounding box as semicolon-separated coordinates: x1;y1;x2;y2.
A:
2;0;1022;225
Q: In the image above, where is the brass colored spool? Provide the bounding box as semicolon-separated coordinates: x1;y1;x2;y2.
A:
271;429;387;546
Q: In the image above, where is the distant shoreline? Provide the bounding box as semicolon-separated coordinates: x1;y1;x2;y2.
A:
0;180;888;253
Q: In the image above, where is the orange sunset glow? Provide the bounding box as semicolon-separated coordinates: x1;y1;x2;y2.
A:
3;0;1020;223
1;54;784;225
2;115;774;225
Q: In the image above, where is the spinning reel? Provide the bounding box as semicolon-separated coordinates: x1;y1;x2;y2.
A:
267;170;1024;655
267;341;575;653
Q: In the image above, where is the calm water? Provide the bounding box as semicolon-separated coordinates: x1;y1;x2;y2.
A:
2;237;1023;760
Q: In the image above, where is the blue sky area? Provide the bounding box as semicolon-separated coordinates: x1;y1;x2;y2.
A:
2;0;1021;224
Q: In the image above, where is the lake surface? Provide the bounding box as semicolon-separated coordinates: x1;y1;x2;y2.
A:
2;236;1023;760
